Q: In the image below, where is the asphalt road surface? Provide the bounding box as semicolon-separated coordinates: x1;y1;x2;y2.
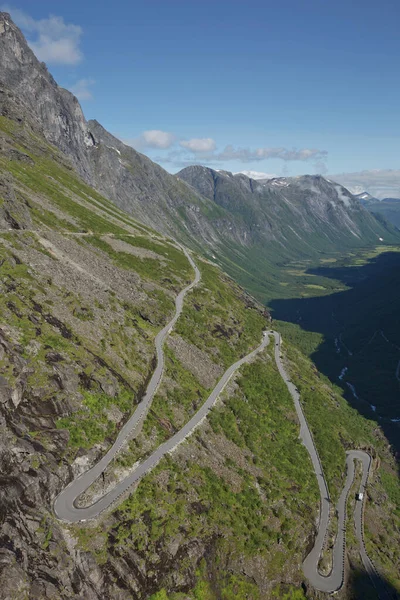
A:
53;271;386;598
272;331;389;598
54;251;270;522
54;245;200;521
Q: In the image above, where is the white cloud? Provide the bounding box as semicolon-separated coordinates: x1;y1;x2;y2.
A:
213;145;327;162
180;138;216;153
141;130;176;148
1;6;83;64
331;169;400;200
160;144;328;169
127;130;176;150
69;78;95;101
120;126;328;171
235;170;277;180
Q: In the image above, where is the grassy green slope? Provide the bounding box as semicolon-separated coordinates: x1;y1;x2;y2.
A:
74;334;400;599
282;343;400;595
366;200;400;229
77;346;320;599
271;246;400;422
1;112;399;599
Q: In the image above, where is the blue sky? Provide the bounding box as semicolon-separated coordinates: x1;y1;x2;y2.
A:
2;0;400;183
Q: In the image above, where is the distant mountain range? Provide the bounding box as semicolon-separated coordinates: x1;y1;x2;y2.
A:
332;169;400;200
176;167;399;299
1;10;399;304
1;12;400;599
355;192;400;229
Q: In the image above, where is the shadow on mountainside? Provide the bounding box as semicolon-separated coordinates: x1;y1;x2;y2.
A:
347;564;400;600
270;250;400;473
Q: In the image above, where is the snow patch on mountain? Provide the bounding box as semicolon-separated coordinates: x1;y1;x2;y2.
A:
269;178;290;187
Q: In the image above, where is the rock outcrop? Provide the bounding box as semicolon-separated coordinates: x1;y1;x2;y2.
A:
0;10;398;263
0;14;95;182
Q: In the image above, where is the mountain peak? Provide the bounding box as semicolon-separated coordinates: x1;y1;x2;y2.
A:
0;12;12;27
1;13;397;271
0;12;48;77
0;12;95;179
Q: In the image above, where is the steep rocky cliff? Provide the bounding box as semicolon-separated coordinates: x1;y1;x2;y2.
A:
178;166;397;249
0;10;398;276
0;12;233;249
0;12;399;600
0;14;95;182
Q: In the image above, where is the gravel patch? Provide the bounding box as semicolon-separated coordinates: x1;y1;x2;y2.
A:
167;334;223;388
102;235;167;262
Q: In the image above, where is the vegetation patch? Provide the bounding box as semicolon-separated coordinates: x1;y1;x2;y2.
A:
85;235;191;291
176;260;266;367
56;389;132;449
86;353;319;596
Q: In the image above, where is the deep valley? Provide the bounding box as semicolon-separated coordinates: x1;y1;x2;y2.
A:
0;10;399;600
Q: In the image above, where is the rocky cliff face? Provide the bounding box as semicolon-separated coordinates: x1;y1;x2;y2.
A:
178;166;394;247
0;13;95;182
0;12;230;246
1;10;398;267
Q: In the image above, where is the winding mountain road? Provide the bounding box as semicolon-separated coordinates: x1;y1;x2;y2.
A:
53;250;385;595
54;245;200;521
272;331;389;598
54;249;271;523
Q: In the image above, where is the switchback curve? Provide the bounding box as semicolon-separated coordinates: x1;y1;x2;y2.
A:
53;273;386;597
54;245;200;521
271;331;389;598
54;250;270;522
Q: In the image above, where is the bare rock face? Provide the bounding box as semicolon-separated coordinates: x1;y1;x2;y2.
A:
0;173;32;229
0;333;87;598
0;13;95;183
1;11;397;261
0;319;129;599
177;166;392;246
167;334;223;389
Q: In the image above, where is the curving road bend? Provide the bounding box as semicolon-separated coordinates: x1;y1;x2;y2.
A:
272;331;389;598
53;265;385;598
54;245;200;521
54;249;271;523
